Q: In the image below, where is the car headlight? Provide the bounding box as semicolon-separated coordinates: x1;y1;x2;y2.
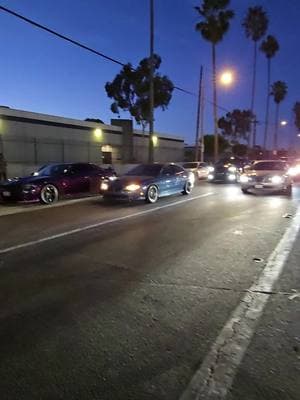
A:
228;166;237;173
208;166;214;172
288;166;300;176
271;175;283;184
240;175;249;183
100;182;109;191
125;184;140;191
108;175;117;181
208;174;214;180
228;174;236;181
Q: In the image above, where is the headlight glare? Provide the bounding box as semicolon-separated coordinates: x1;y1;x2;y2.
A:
208;174;214;180
271;175;283;184
208;166;214;172
101;182;109;191
240;175;249;183
125;184;140;191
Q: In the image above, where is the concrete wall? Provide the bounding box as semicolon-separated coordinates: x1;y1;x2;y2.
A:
0;108;185;178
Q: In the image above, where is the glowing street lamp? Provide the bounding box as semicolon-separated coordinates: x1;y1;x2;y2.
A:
280;120;288;126
94;128;102;140
219;70;234;87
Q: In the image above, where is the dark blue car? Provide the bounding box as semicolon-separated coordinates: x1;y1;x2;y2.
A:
100;163;194;203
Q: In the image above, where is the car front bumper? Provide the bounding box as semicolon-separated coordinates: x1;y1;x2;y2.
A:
102;190;146;201
0;186;40;202
241;182;289;193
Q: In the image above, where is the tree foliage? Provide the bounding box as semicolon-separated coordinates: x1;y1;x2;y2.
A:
105;54;174;130
195;0;234;44
232;143;248;157
204;134;229;156
271;81;288;104
85;118;104;124
218;109;254;142
293;102;300;132
260;35;279;59
242;6;268;42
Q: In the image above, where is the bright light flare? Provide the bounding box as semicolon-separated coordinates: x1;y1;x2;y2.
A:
219;70;234;86
280;120;288;126
271;175;283;185
125;184;140;191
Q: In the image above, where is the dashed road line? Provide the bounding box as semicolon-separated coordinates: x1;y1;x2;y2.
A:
0;192;214;255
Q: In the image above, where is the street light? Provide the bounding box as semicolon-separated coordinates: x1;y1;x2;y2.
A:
219;70;234;87
280;120;288;126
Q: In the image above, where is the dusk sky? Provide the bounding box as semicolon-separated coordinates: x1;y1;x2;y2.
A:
0;0;299;148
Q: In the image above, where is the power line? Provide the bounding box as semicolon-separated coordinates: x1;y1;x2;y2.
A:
0;4;231;113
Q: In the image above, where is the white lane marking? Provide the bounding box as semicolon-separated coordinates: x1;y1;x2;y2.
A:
0;196;98;217
180;206;300;400
0;192;214;255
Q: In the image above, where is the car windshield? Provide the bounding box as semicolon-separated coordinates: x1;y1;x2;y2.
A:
183;162;198;169
251;162;286;171
125;164;162;177
37;164;69;176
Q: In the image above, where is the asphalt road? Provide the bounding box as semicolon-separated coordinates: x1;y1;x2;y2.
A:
0;183;299;400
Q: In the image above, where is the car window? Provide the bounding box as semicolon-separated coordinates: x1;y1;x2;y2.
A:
172;165;185;174
251;162;286;171
161;165;174;176
183;162;198;169
38;164;70;176
71;164;100;174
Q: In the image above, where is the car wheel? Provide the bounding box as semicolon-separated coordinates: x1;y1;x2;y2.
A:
40;184;59;204
146;185;159;204
241;188;248;194
183;181;192;195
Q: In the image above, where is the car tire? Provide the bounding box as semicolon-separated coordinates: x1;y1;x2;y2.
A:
40;184;59;204
241;188;249;194
182;181;192;195
145;185;159;204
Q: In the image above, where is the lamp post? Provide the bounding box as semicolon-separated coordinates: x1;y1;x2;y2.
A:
148;0;155;163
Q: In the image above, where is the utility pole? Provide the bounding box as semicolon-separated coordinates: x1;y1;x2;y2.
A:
194;65;203;161
200;81;205;162
148;0;154;163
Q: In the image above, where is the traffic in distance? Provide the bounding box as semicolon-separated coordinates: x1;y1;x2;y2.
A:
1;156;299;205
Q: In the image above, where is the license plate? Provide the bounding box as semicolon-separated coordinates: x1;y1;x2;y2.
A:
2;191;11;197
255;184;263;189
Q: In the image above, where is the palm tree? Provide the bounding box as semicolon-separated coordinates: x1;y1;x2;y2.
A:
195;0;234;161
242;6;268;146
260;35;279;150
270;81;288;151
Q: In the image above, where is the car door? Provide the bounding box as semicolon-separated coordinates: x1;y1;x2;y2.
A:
172;165;186;191
65;164;91;195
159;165;177;195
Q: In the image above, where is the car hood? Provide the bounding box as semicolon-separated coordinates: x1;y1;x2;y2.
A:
111;175;154;187
245;170;286;177
0;175;50;187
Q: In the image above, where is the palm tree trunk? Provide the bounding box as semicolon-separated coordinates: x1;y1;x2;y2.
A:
251;41;257;147
212;43;218;161
263;58;271;150
273;103;279;152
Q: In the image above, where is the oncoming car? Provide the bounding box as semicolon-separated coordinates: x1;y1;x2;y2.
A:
240;160;292;195
100;163;194;203
208;157;244;183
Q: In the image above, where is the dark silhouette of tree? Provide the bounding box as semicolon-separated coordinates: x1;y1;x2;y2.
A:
105;54;174;136
218;109;254;142
270;81;288;151
232;143;248;157
293;102;300;133
195;0;234;161
85;118;104;124
203;134;230;157
260;35;279;149
242;6;268;146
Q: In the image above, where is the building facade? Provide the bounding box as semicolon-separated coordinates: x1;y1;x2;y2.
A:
0;107;184;177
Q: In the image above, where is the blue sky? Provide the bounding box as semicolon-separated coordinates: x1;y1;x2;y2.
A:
0;0;299;147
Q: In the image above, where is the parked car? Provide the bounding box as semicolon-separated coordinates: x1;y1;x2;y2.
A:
240;160;292;195
100;163;194;204
0;163;116;204
182;161;212;180
208;156;245;183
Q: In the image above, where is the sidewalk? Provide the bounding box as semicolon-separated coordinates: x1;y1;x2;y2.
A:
227;232;300;400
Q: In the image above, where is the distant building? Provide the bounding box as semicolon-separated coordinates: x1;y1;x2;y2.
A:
0;107;184;177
